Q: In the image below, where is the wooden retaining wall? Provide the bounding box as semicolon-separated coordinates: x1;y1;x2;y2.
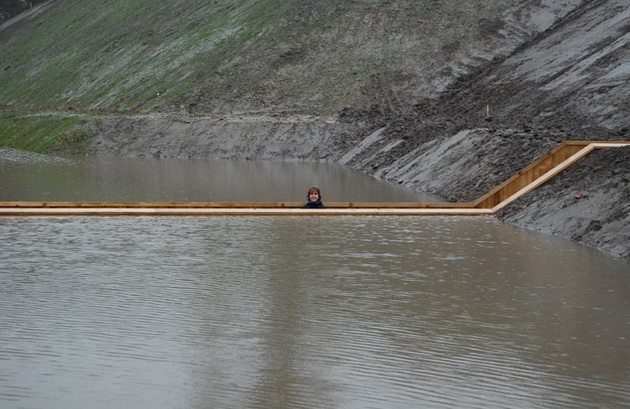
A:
0;141;628;216
476;141;629;211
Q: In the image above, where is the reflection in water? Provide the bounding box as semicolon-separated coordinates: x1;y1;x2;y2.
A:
0;152;439;202
1;216;629;409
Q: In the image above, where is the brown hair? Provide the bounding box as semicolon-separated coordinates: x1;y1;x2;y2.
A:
306;186;322;200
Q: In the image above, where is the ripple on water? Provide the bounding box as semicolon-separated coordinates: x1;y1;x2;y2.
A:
0;216;629;409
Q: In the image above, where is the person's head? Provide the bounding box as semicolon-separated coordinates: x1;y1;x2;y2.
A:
307;186;322;202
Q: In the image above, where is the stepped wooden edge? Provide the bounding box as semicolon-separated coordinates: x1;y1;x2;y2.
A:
0;141;627;217
486;141;629;212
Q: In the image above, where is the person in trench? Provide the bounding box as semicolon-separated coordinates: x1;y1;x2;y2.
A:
303;186;325;208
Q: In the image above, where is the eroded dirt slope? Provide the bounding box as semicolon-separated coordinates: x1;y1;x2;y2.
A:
335;0;630;258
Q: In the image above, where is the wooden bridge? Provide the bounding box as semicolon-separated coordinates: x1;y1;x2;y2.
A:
1;140;628;216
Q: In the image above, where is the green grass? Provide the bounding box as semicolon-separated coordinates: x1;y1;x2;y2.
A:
0;0;525;132
0;0;289;112
0;114;94;154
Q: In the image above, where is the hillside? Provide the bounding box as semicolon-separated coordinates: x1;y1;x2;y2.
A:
1;0;629;259
1;0;574;115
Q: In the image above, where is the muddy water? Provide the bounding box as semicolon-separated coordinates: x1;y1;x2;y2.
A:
0;151;438;202
1;151;629;409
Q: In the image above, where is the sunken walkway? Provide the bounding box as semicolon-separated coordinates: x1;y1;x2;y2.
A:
1;141;628;216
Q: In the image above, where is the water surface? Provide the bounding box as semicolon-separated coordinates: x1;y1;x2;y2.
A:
0;150;438;202
1;150;629;409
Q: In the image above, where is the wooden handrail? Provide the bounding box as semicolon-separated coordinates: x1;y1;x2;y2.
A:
476;141;629;210
473;141;586;208
0;200;477;209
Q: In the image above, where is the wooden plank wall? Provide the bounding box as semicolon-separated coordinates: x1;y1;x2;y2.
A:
0;200;474;209
1;141;628;216
473;141;596;209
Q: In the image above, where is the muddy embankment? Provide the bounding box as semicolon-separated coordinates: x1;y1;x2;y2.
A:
92;113;630;260
91;114;362;160
91;0;630;260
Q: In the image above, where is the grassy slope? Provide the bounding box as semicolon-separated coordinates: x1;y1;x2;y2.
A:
0;113;93;153
0;0;290;112
0;0;521;116
0;0;294;152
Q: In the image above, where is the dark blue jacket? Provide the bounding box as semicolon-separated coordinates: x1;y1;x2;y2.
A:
303;200;325;208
